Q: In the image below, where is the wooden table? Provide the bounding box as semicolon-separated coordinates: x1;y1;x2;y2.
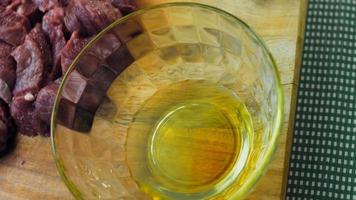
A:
0;1;307;199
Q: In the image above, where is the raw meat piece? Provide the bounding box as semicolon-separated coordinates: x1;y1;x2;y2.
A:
58;0;68;6
14;0;38;18
0;100;16;156
2;0;137;139
11;24;51;96
6;0;22;10
0;78;12;104
0;0;11;6
11;25;50;96
111;0;137;15
61;31;90;73
42;7;65;37
11;34;46;95
0;59;16;92
34;82;58;125
0;41;16;90
0;41;13;58
72;1;97;35
28;24;52;69
0;6;30;46
13;0;43;27
42;7;66;80
10;94;48;136
33;0;58;12
4;0;21;10
82;0;122;32
106;44;134;75
0;42;15;103
0;61;15;90
63;0;122;35
62;3;82;35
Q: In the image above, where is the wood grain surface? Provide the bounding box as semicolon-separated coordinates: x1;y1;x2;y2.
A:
0;1;307;199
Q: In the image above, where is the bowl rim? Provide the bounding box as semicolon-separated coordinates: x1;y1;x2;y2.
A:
50;2;284;199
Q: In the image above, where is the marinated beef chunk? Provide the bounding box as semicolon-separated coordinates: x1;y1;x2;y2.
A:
106;44;134;75
0;6;30;46
10;94;48;136
11;34;46;95
33;0;59;12
42;7;66;80
111;0;137;15
34;82;58;125
63;0;122;36
0;100;16;156
61;31;90;73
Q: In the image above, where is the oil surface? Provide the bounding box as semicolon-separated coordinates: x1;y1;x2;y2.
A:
126;80;253;199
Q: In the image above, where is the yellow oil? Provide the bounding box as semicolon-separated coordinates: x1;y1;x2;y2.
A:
126;80;253;199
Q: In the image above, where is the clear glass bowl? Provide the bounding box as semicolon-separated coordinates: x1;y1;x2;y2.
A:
51;2;284;200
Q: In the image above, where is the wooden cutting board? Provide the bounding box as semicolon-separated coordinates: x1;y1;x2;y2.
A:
0;0;307;199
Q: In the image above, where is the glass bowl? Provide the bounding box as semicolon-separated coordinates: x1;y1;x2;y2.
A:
51;2;284;200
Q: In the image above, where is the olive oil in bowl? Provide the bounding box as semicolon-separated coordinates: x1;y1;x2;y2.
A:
126;81;253;199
